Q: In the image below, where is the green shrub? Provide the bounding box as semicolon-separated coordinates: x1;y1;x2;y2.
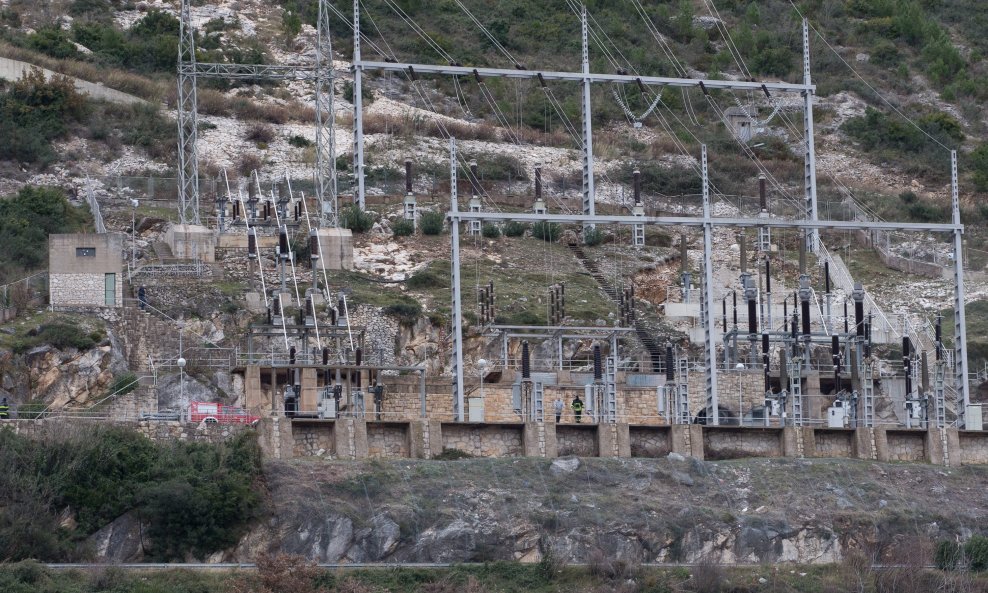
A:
106;372;139;397
970;143;988;191
481;224;501;238
392;218;414;237
532;221;560;242
463;152;528;181
503;221;527;237
407;269;448;289
0;69;88;166
583;227;603;246
383;300;422;324
420;210;445;235
434;448;474;460
935;539;962;571
966;535;988;571
27;27;79;59
37;323;96;351
339;205;375;233
0;427;263;561
288;134;312;148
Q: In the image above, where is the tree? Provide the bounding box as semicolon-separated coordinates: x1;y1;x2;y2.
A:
282;9;302;45
969;143;988;191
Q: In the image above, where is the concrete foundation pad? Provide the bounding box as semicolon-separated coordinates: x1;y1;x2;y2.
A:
314;228;354;271
165;224;216;262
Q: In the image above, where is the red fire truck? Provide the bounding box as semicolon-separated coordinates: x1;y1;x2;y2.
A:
187;401;260;425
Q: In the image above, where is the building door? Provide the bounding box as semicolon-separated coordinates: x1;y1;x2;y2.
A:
104;273;116;306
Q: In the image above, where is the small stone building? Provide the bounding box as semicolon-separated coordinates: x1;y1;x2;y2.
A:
49;233;124;308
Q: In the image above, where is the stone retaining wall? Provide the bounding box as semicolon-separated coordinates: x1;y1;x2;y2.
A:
556;425;597;457
813;430;855;458
7;418;249;444
959;432;988;465
704;428;782;459
367;422;410;459
885;431;927;462
629;426;671;458
441;424;523;457
292;423;335;458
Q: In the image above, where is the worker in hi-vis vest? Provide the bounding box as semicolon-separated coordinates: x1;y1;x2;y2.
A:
571;395;584;423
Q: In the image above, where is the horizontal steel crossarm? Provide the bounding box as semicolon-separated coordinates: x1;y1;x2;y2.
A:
182;62;319;80
506;333;631;341
449;212;961;233
493;324;637;332
355;60;814;93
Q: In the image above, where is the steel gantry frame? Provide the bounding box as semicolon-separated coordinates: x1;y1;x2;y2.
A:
349;8;819;221
444;140;970;423
176;0;338;226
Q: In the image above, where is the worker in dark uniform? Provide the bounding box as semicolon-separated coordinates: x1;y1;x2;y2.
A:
372;383;384;421
572;395;584;423
333;384;343;414
138;286;147;311
0;397;8;419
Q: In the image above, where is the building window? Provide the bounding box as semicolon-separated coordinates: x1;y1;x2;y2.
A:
76;248;96;257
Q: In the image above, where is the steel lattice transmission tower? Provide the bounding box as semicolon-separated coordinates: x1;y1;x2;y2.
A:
176;0;200;225
176;0;339;227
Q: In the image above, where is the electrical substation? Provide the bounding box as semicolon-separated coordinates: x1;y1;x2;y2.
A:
82;0;985;463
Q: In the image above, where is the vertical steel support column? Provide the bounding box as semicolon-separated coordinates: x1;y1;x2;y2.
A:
701;145;719;424
449;139;465;421
176;0;200;225
801;19;819;253
951;150;971;416
315;0;338;226
580;6;595;222
352;0;366;211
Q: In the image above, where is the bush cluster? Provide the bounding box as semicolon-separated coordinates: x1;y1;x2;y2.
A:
0;69;87;165
503;221;527;237
481;224;501;239
383;299;422;324
0;427;263;562
339;205;375;233
532;221;560;242
419;210;445;235
392;218;415;237
0;186;90;283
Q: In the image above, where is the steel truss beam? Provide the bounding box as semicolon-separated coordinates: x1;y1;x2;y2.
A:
353;61;814;93
181;63;319;80
446;212;961;233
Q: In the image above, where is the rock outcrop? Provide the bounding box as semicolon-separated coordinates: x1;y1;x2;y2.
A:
221;456;988;566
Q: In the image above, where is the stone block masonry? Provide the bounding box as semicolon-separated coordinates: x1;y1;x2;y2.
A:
441;423;523;457
367;423;410;459
50;274;122;308
704;427;783;460
884;430;926;462
556;425;597;457
813;430;855;458
959;432;988;465
12;417;988;467
630;426;671;458
292;423;336;458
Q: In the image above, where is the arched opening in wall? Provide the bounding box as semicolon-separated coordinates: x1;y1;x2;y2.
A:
693;405;738;426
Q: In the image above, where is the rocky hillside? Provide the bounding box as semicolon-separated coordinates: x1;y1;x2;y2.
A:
87;453;988;567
